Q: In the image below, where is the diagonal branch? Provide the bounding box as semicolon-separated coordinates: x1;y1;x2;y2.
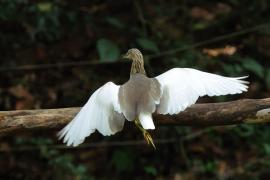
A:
1;23;269;72
0;98;270;134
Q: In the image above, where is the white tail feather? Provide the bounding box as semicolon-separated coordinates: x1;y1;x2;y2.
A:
139;112;155;129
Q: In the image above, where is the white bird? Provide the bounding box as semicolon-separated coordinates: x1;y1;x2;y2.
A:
58;48;249;147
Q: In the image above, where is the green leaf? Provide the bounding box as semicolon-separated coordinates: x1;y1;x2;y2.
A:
37;2;53;12
192;22;209;30
204;161;217;173
144;166;157;176
242;58;264;78
97;38;120;62
266;69;270;90
112;150;134;172
233;125;255;137
263;144;270;155
136;38;159;52
106;17;125;29
223;64;235;75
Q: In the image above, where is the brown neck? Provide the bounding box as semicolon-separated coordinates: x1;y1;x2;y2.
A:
130;58;146;75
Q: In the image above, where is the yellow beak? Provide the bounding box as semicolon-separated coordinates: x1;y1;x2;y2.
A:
122;54;129;59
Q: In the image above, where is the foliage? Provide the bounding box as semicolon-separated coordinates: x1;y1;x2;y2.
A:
112;149;135;172
136;38;159;53
97;38;120;62
12;137;93;179
0;0;270;179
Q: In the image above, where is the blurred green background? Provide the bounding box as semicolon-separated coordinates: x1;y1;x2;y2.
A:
0;0;270;179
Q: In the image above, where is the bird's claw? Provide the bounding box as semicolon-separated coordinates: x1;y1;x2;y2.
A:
134;118;156;149
143;131;156;149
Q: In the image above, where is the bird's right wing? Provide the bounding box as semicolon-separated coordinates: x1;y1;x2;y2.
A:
58;82;125;147
155;68;249;115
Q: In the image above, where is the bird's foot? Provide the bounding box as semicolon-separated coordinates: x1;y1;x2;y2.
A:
135;118;156;149
143;131;156;149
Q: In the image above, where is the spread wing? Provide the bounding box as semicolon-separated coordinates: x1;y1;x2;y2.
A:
58;82;125;146
155;68;249;115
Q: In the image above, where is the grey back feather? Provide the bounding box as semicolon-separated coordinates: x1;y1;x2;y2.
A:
118;74;162;121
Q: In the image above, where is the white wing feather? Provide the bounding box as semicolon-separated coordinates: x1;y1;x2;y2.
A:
58;82;125;146
155;68;249;115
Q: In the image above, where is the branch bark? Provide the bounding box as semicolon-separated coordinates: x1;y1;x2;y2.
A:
0;98;270;134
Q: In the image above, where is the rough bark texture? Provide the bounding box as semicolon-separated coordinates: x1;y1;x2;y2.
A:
0;98;270;134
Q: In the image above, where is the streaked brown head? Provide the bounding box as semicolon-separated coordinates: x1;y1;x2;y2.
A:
123;48;143;61
123;48;146;75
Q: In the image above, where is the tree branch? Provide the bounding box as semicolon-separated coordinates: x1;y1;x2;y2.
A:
0;98;270;134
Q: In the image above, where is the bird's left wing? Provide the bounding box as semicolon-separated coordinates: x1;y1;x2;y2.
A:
58;82;125;146
155;68;249;115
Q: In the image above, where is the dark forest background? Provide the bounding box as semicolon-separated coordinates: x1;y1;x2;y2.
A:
0;0;270;179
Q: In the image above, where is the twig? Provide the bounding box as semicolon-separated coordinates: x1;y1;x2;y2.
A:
0;60;126;72
0;23;269;72
134;0;147;36
0;128;219;152
147;23;270;59
0;139;176;152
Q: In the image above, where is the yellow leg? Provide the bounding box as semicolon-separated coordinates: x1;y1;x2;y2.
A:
134;118;156;149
